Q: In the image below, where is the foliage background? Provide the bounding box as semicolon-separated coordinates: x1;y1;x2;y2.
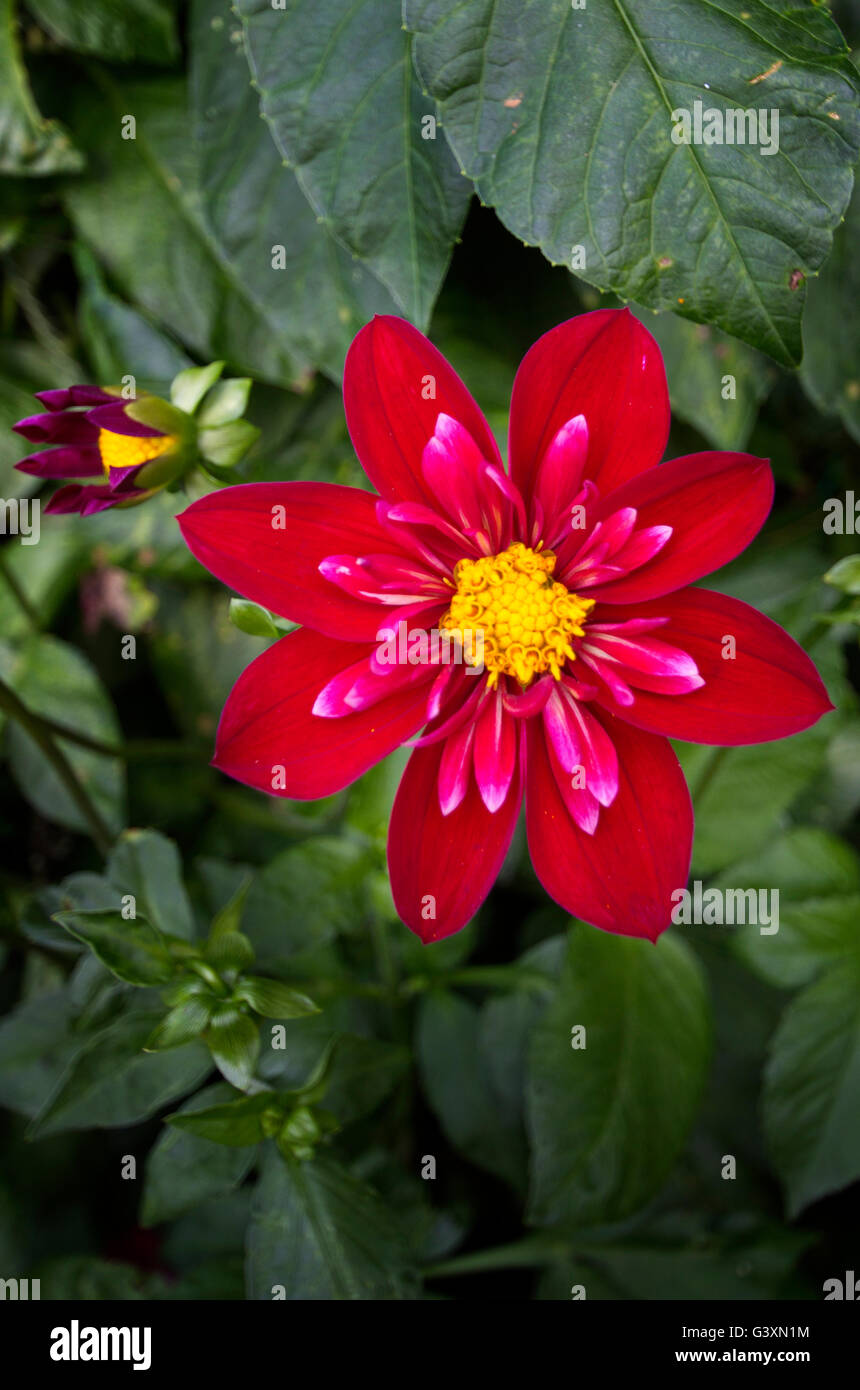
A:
0;0;859;1300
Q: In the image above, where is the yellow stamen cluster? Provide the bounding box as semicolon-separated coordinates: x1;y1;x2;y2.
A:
441;541;594;689
98;429;175;478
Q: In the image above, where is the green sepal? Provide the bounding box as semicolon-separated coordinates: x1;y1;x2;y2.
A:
228;599;285;640
125;393;194;440
197;378;252;427
170;361;225;414
824;555;860;596
235;976;319;1020
198;419;260;467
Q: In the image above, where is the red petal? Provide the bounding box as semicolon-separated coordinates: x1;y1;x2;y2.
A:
588;452;774;604
213;627;432;798
592;588;833;744
178;482;419;642
344;315;501;506
388;729;524;941
509;308;669;505
526;714;692;940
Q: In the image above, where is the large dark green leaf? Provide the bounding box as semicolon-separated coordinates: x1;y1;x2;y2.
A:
54;908;176;986
0;0;83;174
406;0;860;364
235;0;472;328
526;926;710;1227
189;0;399;379
6;634;126;836
801;175;860;443
764;958;860;1215
64;71;340;388
27;0;179;64
246;1148;417;1299
0;988;78;1117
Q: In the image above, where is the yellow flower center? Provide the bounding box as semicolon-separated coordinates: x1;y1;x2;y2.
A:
98;429;175;478
441;541;594;689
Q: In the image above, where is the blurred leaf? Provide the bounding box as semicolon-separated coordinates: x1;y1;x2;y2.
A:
64;73;310;388
631;307;772;449
718;827;860;989
32;1256;170;1300
27;0;179;64
29;1005;211;1136
6;633;125;835
236;0;471;328
166;1090;274;1147
107;829;196;941
190;0;401;380
406;0;860;364
236;977;319;1020
764;958;860;1215
144;996;212;1051
0;987;77;1117
206;1010;259;1090
142;1083;256;1226
417;989;527;1190
0;0;83;175
75;246;192;395
246;1148;417;1299
526;926;710;1227
801;175;860;443
679;723;830;877
54;908;176;986
322;1036;410;1125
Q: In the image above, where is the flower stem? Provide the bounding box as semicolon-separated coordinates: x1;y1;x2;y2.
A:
0;553;41;632
0;675;114;855
424;1235;566;1279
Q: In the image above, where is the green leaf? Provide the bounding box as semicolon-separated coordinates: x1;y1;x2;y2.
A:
207;1010;260;1090
417;990;527;1189
142;1083;257;1226
801;174;860;444
26;0;179;64
764;958;860;1215
246;1149;417;1299
824;555;860;595
204;930;256;973
75;247;193;396
53;908;175;987
0;987;77;1117
406;0;860;364
321;1036;410;1125
526;926;711;1227
166;1091;275;1147
235;977;319;1020
228;598;282;640
144;997;213;1051
0;0;83;175
29;1006;211;1137
107;829;196;942
191;0;401;379
631;306;773;449
235;0;472;328
716;827;860;989
6;634;125;835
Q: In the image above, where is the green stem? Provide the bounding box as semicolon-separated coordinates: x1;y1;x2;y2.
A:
440;965;552;994
0;553;41;631
689;744;729;804
35;719;207;762
0;676;114;855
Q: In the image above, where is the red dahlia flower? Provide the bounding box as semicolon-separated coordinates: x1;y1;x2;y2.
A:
13;364;259;515
178;310;832;943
